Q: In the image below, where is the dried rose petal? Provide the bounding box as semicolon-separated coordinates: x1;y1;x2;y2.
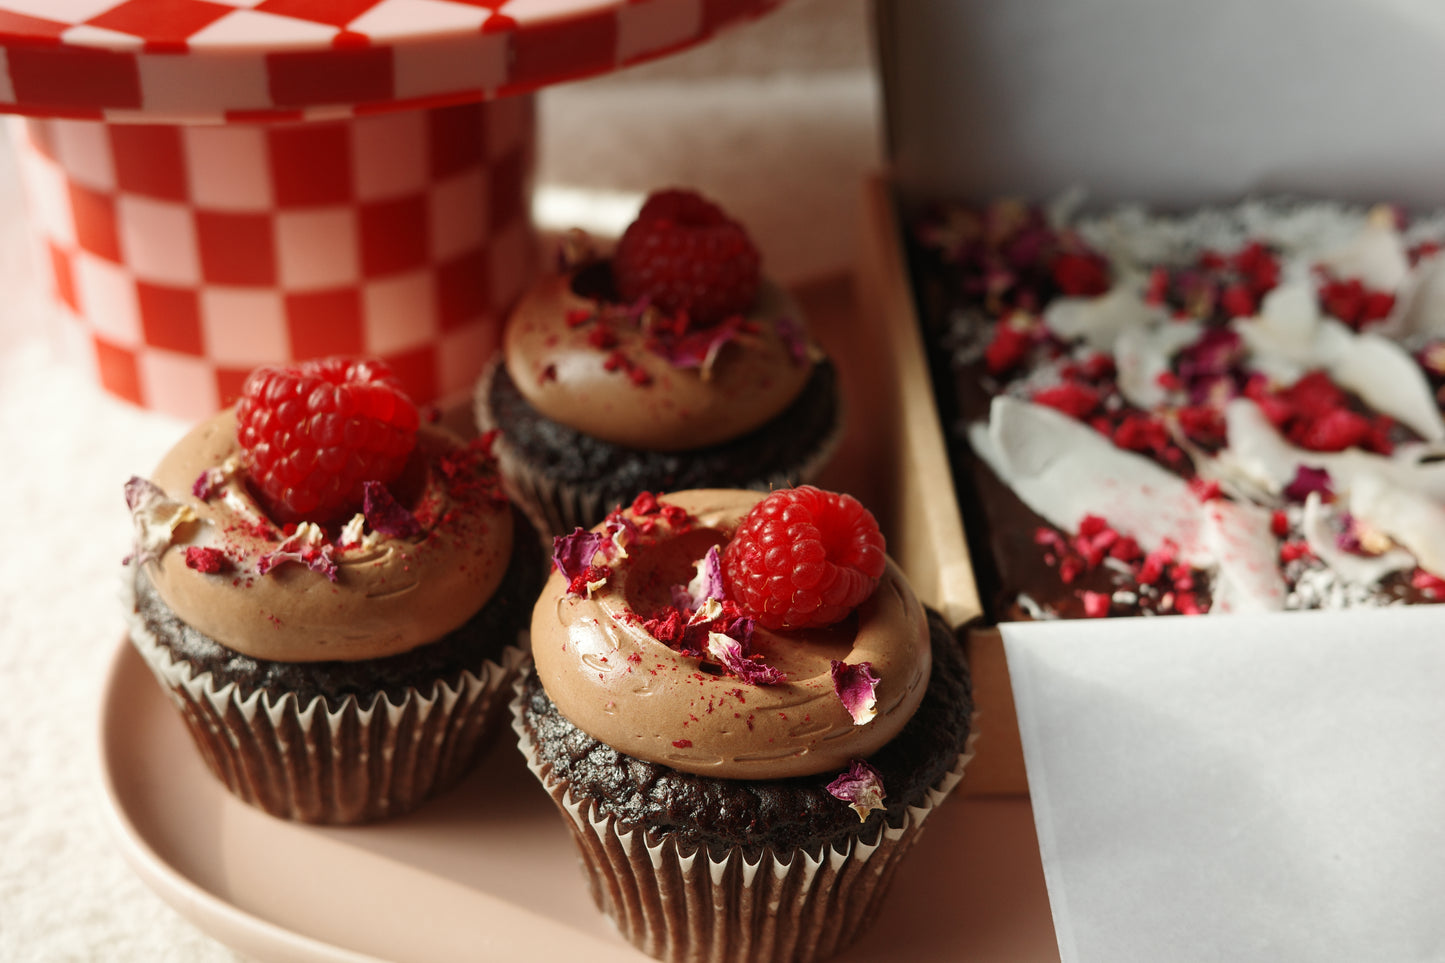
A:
192;466;228;501
707;631;786;686
601;510;638;559
649;316;746;373
678;545;725;611
362;480;422;538
826;760;887;822
775;315;808;364
1283;465;1334;503
553;528;606;583
257;523;338;582
830;660;881;725
124;476;198;567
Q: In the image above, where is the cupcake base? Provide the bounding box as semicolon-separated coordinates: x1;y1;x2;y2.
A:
475;358;843;536
511;603;976;963
129;613;527;824
122;510;543;824
514;679;972;963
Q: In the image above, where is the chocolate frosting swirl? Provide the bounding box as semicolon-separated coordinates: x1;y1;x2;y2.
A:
529;489;933;780
503;273;814;451
142;409;513;663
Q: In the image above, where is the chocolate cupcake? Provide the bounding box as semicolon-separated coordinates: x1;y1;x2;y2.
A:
513;488;974;963
475;190;842;536
122;358;541;823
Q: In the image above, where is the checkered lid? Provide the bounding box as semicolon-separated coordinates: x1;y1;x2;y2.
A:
0;0;783;123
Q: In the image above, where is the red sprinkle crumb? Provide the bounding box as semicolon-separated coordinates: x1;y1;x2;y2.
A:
1271;510;1290;537
672;739;692;749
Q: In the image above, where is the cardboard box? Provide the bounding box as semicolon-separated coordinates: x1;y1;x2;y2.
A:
862;1;1445;796
854;171;1027;796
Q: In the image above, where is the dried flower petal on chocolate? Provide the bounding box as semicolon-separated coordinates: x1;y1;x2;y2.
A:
826;760;886;822
191;457;238;501
124;476;198;566
1284;465;1334;503
257;522;338;582
648;315;747;375
362;480;422;538
706;631;786;686
679;546;725;611
830;660;881;725
601;510;638;560
775;315;809;364
553;528;606;582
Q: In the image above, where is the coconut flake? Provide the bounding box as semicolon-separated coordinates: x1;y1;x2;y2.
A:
1348;473;1445;578
1301;492;1415;585
1315;206;1409;291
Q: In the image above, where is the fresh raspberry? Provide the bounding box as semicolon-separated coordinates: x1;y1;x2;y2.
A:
612;188;761;326
235;357;419;524
721;486;887;630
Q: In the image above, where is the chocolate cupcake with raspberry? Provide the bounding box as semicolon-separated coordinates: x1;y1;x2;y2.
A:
475;189;842;536
122;358;542;823
513;486;975;963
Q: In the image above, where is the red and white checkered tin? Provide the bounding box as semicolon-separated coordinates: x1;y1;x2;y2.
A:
18;99;536;416
0;0;782;417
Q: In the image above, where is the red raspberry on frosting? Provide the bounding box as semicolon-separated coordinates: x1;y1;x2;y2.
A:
721;486;887;630
612;188;761;326
235;357;419;525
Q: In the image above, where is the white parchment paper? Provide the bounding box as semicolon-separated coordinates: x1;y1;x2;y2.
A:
1002;608;1445;963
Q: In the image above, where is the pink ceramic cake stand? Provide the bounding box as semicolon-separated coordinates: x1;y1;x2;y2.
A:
2;0;780;417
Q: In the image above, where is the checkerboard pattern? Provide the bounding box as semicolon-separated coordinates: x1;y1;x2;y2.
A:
0;0;784;122
18;96;537;418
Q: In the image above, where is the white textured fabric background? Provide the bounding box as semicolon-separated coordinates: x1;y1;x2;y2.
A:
0;2;880;959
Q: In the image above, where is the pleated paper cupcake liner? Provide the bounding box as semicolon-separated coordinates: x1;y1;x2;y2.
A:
125;586;527;825
475;358;846;538
511;677;976;963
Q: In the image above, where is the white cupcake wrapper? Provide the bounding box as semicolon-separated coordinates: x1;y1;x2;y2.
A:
124;573;528;824
511;675;976;963
475;357;846;538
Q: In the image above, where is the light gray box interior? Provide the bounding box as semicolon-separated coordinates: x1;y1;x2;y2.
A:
876;0;1445;210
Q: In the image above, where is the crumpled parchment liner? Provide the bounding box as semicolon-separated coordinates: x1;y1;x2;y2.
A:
125;577;527;824
512;678;976;963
